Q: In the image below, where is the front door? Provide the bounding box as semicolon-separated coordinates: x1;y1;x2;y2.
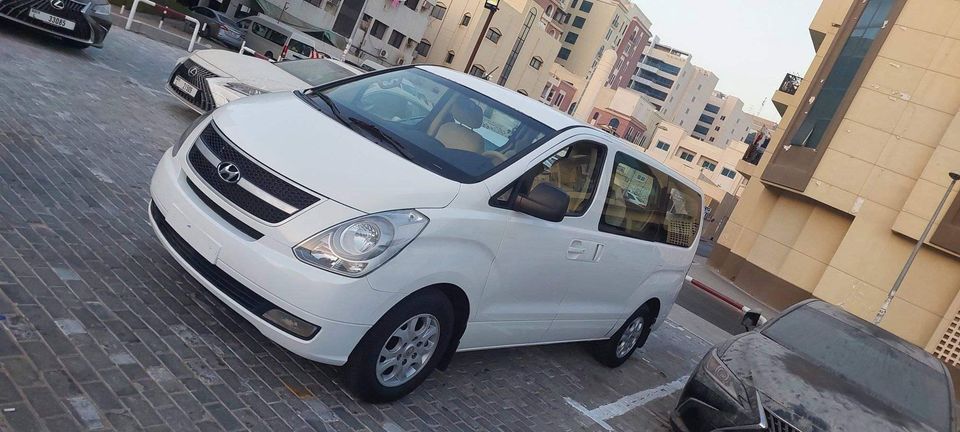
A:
462;140;608;349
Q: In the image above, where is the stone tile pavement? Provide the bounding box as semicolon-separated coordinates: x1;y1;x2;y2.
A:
0;25;717;431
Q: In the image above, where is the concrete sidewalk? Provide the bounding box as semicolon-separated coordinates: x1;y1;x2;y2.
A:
108;10;216;51
666;305;731;345
688;255;780;318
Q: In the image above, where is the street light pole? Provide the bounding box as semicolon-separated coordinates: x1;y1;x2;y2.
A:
875;171;960;324
464;0;500;74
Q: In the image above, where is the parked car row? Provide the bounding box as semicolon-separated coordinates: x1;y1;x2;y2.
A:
0;0;114;48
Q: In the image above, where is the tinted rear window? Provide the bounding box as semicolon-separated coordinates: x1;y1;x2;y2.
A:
764;307;951;430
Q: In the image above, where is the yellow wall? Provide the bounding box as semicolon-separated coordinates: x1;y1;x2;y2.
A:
715;0;960;351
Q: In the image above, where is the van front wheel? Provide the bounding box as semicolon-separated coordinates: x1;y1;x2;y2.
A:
345;290;454;403
591;305;653;368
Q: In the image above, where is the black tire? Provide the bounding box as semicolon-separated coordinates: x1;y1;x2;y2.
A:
264;51;274;60
591;305;653;368
345;290;454;403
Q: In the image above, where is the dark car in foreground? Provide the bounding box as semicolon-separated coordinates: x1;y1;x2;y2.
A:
672;300;956;432
0;0;112;48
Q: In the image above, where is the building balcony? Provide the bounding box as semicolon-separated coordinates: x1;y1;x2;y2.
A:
772;73;802;116
737;146;764;179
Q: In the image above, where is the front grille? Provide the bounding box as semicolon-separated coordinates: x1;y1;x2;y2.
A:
765;409;801;432
188;123;320;223
186;178;263;240
0;0;92;41
151;202;317;339
168;59;217;112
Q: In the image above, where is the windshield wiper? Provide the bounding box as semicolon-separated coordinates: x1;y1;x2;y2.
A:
347;117;416;162
304;90;349;127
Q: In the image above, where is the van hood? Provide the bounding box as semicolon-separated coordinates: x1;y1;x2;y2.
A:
192;50;306;92
209;92;461;213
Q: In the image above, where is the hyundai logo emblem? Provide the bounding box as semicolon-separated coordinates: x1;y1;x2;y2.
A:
217;162;241;184
50;0;65;9
187;66;199;77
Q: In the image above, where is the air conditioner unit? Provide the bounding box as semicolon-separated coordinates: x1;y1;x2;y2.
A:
420;1;432;11
379;49;388;57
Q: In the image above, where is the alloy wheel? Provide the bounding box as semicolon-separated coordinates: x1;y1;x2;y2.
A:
616;316;645;358
376;314;440;387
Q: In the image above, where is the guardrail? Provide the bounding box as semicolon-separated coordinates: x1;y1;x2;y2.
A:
685;275;767;325
237;41;273;61
124;0;201;52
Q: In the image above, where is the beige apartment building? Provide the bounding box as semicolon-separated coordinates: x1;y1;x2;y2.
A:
694;91;752;147
629;43;720;135
417;0;560;95
710;0;960;360
555;0;646;79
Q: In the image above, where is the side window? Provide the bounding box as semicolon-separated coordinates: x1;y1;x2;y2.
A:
600;152;701;247
500;141;605;216
288;39;314;56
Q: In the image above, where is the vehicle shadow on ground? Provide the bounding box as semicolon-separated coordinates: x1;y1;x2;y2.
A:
0;22;94;59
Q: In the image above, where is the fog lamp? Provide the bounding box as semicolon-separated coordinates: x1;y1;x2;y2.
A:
262;309;319;339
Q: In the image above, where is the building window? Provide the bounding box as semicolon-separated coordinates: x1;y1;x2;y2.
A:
701;159;717;171
486;28;502;43
579;0;592;12
558;47;571;60
605;29;612;40
430;3;446;19
721;168;736;179
460;13;471;26
444;50;455;63
404;0;418;10
704;103;720;114
699;114;715;124
607;118;620;129
709;137;715;142
720;115;726;120
388;30;405;48
370;20;387;39
564;32;578;44
679;150;695;162
572;16;585;28
788;0;897;149
469;65;486;78
570;0;578;8
529;56;543;70
694;125;709;135
714;126;721;131
655;141;670;151
415;39;430;57
498;8;536;85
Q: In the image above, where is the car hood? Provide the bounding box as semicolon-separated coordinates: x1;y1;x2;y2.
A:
723;333;939;432
209;92;461;213
192;50;307;92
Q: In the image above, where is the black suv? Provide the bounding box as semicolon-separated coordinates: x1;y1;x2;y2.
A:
0;0;113;48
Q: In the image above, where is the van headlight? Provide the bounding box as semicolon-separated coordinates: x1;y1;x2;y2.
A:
172;110;211;156
294;210;429;277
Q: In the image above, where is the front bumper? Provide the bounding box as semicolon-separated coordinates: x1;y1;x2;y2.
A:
149;148;398;366
0;0;111;47
670;362;765;431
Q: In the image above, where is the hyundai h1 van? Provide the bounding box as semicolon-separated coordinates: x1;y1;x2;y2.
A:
149;65;703;402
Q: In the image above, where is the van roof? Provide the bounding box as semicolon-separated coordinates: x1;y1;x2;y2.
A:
246;15;327;41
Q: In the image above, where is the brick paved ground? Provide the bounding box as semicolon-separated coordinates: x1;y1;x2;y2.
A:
0;25;713;432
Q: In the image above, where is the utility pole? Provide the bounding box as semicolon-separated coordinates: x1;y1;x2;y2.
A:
875;171;960;324
464;0;500;73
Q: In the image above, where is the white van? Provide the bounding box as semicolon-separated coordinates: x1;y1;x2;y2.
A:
149;65;702;402
237;15;347;61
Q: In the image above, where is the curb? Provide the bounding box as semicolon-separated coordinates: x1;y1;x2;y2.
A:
685;275;767;325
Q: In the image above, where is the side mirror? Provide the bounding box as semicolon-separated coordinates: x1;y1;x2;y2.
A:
514;183;569;222
741;311;762;331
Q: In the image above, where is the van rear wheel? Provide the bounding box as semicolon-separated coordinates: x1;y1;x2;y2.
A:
592;305;653;368
345;290;454;403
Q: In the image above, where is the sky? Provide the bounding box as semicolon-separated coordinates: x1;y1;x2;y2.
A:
631;0;820;122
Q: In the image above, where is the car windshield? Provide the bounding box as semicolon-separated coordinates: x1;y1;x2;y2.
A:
303;67;556;183
276;59;357;86
764;307;951;431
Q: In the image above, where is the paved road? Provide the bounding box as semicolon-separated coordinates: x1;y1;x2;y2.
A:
0;26;724;432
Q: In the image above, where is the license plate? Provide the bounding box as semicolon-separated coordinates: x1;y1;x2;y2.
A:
28;9;75;30
173;75;198;97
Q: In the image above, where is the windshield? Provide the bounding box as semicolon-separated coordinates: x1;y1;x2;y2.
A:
764;307;951;430
303;67;556;183
276;59;358;86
